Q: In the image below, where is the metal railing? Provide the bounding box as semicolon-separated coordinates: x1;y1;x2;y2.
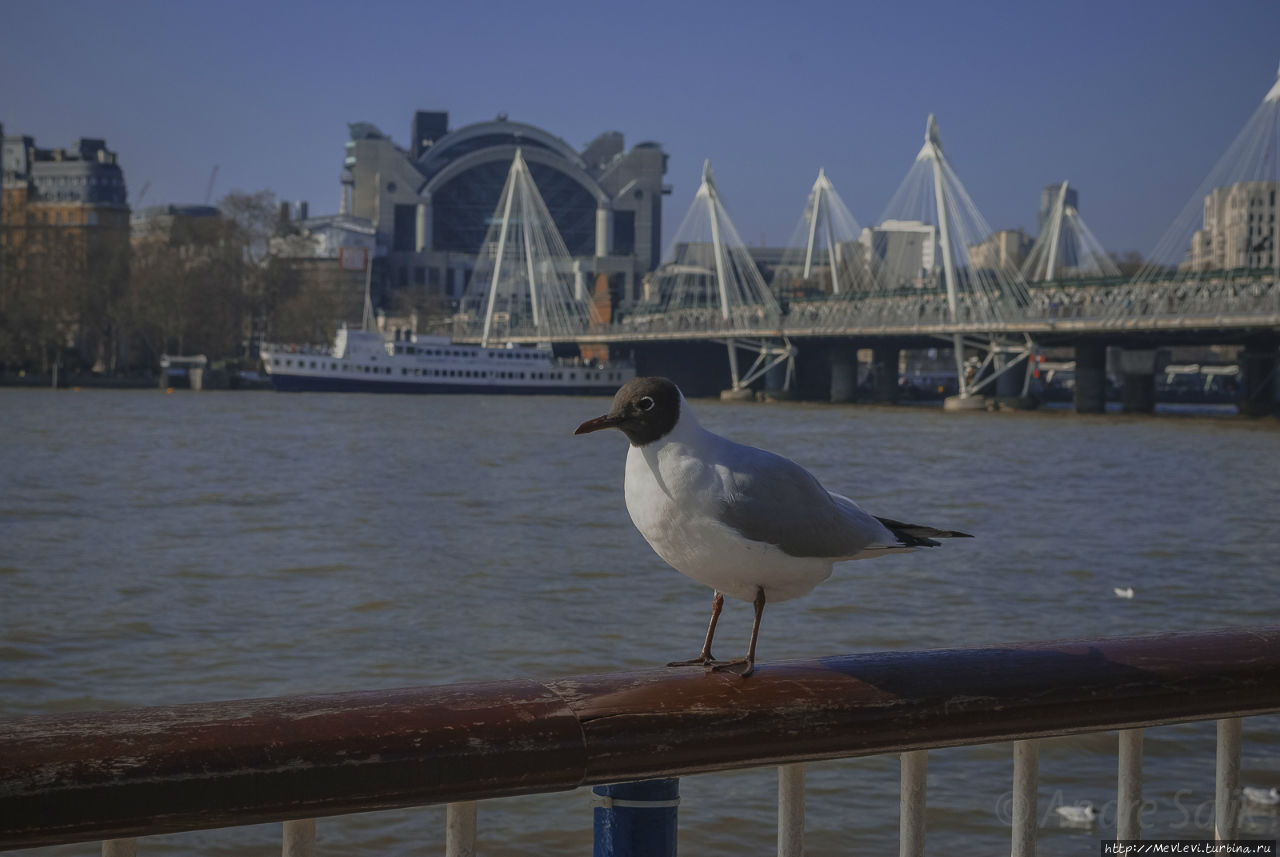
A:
2;627;1279;856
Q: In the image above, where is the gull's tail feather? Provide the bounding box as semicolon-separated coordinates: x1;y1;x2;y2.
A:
875;517;974;548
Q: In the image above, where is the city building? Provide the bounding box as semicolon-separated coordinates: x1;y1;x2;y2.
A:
269;206;378;335
968;227;1033;272
2;131;129;260
130;204;222;256
1;128;130;367
1187;181;1279;271
860;220;937;288
340;111;669;308
1038;183;1078;236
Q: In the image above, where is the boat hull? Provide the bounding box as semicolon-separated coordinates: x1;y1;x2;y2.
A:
266;373;624;395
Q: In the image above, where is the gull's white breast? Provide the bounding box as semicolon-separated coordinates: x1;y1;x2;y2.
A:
623;431;835;604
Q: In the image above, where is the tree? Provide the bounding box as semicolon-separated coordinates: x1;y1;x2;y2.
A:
218;190;280;356
0;218;86;371
1110;250;1147;278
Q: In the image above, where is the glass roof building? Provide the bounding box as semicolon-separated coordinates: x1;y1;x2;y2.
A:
341;111;669;306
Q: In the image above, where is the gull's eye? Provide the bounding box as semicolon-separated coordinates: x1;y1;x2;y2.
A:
638;396;655;412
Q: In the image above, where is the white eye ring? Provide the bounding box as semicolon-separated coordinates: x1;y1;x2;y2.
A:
638;396;655;412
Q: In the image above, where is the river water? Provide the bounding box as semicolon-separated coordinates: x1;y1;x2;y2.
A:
2;389;1279;855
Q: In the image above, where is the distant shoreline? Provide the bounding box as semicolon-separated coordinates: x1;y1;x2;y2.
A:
0;372;272;391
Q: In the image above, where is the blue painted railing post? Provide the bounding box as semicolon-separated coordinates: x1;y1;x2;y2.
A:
592;778;679;857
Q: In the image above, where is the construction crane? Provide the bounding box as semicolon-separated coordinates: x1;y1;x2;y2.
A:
133;181;150;207
204;165;219;205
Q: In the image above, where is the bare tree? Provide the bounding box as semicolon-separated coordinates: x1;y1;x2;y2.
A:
1110;250;1147;278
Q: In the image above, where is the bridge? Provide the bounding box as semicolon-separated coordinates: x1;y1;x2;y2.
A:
445;65;1280;412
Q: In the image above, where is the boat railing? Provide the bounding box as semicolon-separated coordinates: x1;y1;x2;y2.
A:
260;343;335;358
3;626;1279;857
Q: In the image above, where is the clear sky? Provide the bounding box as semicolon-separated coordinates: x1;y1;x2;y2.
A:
3;0;1278;257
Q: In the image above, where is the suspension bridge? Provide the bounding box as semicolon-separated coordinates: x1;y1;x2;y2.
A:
447;65;1280;411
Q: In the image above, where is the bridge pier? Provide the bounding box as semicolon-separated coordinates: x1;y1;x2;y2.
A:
1119;349;1157;414
829;345;858;403
1073;342;1107;414
763;361;793;401
1240;335;1279;416
994;352;1023;399
869;345;899;403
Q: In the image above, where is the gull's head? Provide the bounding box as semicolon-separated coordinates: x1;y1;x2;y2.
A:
574;376;682;447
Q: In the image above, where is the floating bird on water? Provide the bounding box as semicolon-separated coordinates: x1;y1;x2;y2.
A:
1243;786;1280;806
1114;586;1135;599
575;376;972;677
1054;802;1098;825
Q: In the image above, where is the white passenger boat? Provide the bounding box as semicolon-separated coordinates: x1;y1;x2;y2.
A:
260;328;633;394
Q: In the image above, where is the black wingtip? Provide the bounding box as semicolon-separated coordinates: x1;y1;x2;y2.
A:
875;517;974;546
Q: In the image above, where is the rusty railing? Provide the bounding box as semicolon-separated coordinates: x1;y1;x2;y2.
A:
2;626;1279;856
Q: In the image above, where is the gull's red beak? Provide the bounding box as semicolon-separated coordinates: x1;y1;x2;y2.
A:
574;413;621;435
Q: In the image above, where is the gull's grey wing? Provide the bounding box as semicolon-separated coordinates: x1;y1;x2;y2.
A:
714;443;892;559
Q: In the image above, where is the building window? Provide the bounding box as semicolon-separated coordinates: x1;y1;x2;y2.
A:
414;266;425;285
612;210;636;255
393;204;416;252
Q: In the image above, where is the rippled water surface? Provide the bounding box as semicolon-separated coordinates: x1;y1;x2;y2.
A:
3;389;1279;855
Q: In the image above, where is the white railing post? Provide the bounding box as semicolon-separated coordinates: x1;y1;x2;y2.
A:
102;838;137;857
281;819;315;857
1117;729;1143;840
1011;739;1039;857
1215;718;1242;842
777;763;805;857
446;801;478;857
899;750;927;857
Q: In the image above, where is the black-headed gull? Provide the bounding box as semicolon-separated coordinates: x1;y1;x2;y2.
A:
575;376;971;677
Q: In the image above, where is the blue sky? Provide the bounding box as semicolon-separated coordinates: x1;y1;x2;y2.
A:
3;0;1278;257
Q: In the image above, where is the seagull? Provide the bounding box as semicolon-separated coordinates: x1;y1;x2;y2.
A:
574;376;972;677
1243;786;1280;806
1114;586;1135;599
1054;802;1098;825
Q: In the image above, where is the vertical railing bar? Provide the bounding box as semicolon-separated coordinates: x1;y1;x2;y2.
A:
101;838;137;857
777;763;805;857
446;801;478;857
1011;739;1040;857
281;819;315;857
1117;729;1143;840
1215;718;1242;842
899;750;928;857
